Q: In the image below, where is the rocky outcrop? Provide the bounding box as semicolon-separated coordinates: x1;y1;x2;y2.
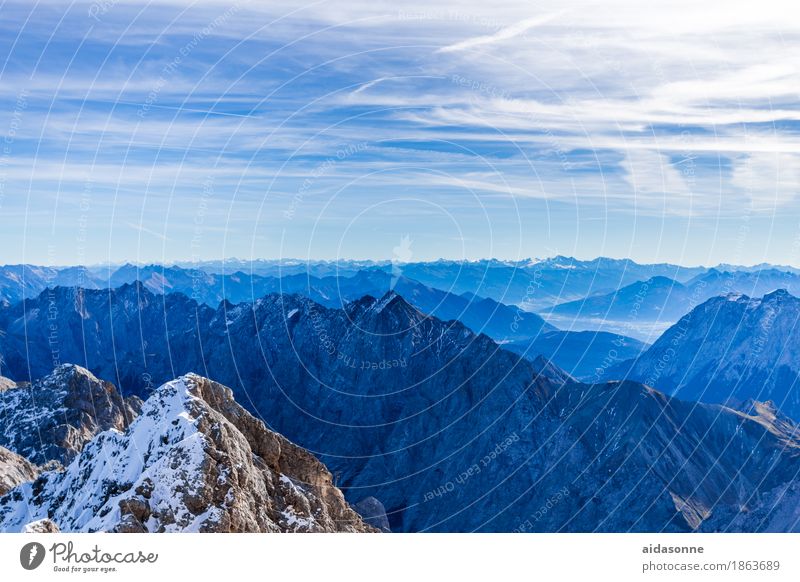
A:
0;447;38;495
353;497;391;532
0;374;375;533
23;519;60;533
0;376;16;392
0;364;140;465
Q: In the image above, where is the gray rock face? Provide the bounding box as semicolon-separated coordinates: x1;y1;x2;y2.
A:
0;374;375;533
611;290;800;418
353;497;391;532
0;364;140;465
0;285;212;393
0;447;38;495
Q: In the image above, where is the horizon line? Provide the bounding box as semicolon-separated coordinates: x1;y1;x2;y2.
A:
3;255;800;271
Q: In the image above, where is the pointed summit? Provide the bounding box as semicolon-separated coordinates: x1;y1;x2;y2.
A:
531;355;575;385
373;290;409;312
363;291;425;326
0;374;376;533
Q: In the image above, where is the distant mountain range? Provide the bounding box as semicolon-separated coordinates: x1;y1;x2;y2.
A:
547;268;800;341
611;289;800;419
3;287;800;531
1;256;786;309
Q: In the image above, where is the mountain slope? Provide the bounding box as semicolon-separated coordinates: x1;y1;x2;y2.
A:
611;290;800;418
0;373;374;533
0;365;140;465
0;284;213;391
0;447;38;496
543;382;800;532
549;276;691;321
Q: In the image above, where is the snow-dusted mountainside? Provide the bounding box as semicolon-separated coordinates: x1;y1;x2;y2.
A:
0;365;140;465
4;365;800;532
0;447;38;496
611;290;800;418
0;373;374;533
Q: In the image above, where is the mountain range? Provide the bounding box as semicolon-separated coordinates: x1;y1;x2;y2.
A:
0;256;774;309
3;285;800;531
547;268;800;341
0;275;642;382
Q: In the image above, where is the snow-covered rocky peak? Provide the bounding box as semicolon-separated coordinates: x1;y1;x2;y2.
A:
0;447;38;496
0;364;140;465
0;374;375;533
0;376;16;392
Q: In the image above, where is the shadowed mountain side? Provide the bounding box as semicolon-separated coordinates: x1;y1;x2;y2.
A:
2;285;800;531
608;290;800;420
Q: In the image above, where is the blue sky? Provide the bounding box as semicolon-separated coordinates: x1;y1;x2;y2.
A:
0;0;798;266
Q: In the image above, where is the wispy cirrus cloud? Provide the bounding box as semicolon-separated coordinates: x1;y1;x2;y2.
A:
1;0;799;265
437;11;565;53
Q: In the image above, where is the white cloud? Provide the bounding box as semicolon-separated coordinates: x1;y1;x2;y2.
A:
437;12;565;53
733;153;800;211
